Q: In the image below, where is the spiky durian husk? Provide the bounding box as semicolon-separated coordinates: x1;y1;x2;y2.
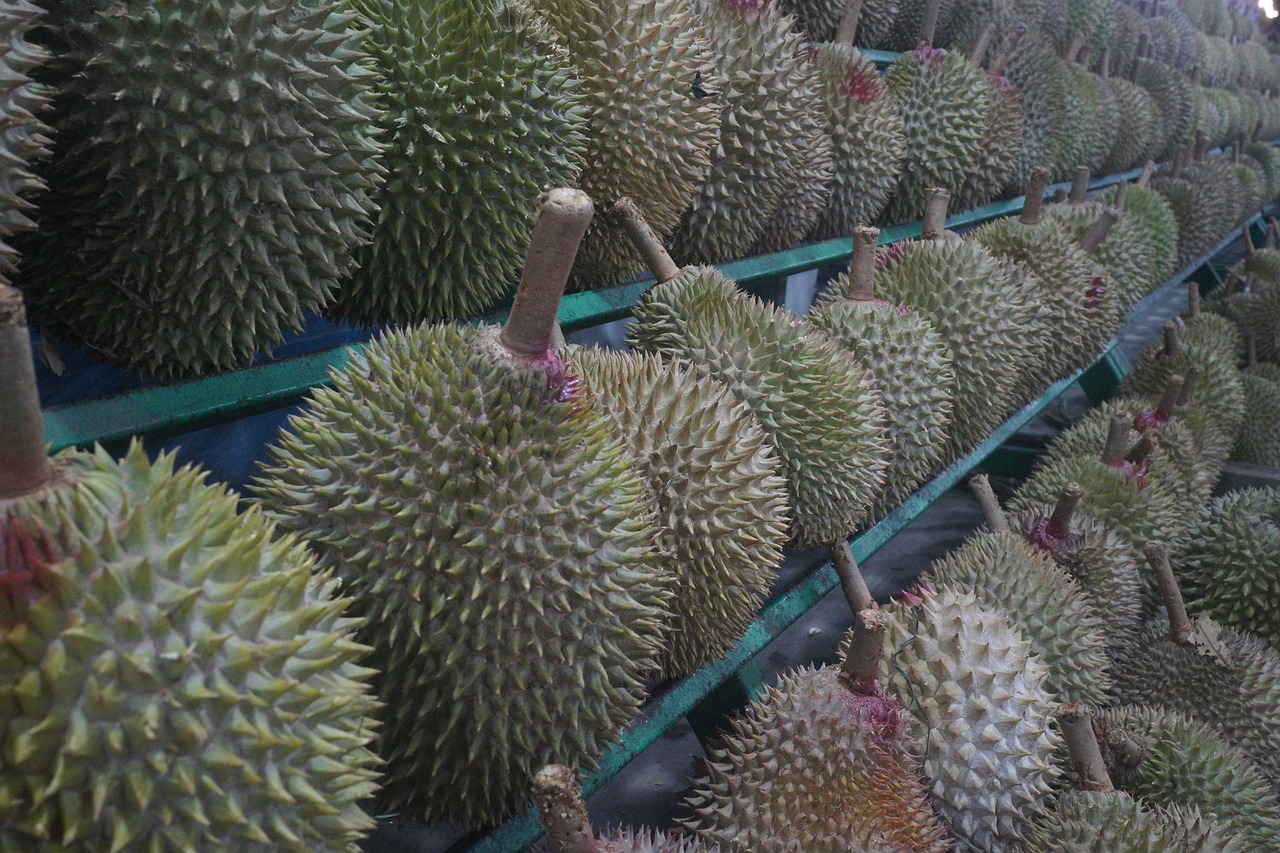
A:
1100;184;1179;298
628;266;888;548
1157;169;1213;268
1009;502;1143;653
1178;311;1241;362
775;0;843;40
322;0;586;327
928;533;1112;705
253;324;670;829
1028;792;1245;852
570;348;789;679
14;0;383;379
809;45;905;241
808;292;953;512
1044;198;1156;314
1101;76;1161;175
1235;370;1280;466
668;0;828;266
996;30;1071;189
1179;488;1280;645
0;0;49;285
881;0;958;50
1231;162;1267;227
526;0;720;290
0;444;381;853
1057;65;1114;177
750;106;834;255
952;71;1024;212
1233;279;1280;365
1245;142;1280;200
1041;0;1113;56
1100;706;1280;850
882;46;989;224
881;587;1061;852
533;826;717;853
680;666;950;852
1134;62;1194;162
852;0;900;49
874;238;1039;460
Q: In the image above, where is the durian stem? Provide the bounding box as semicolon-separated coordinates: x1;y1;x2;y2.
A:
1245;227;1257;256
921;190;951;240
1112;181;1127;212
1186;280;1201;317
1155;374;1184;419
1129;34;1149;79
1177;365;1199;406
1069;167;1090;204
1124;431;1157;465
917;0;941;45
0;286;50;500
831;540;876;614
835;0;864;46
1081;209;1119;255
969;473;1011;533
532;766;599;853
1018;167;1052;226
1097;45;1111;78
1057;703;1114;792
1145;540;1192;643
1194;132;1210;161
613;197;681;284
1137;160;1154;188
1064;32;1085;64
1107;728;1147;769
846;227;879;300
1161;319;1181;358
1046;483;1084;538
1100;413;1130;467
968;21;994;65
986;23;1024;78
840;609;888;694
501;189;595;359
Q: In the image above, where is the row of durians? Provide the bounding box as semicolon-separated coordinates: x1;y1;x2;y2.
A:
4;0;1280;378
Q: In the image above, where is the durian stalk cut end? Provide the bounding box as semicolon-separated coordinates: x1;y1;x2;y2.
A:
1018;167;1052;226
0;285;51;501
969;472;1011;533
1069;167;1090;204
1145;540;1193;643
840;609;889;694
613;197;682;284
1161;320;1181;358
1100;413;1131;467
1154;374;1185;420
1057;702;1114;792
831;540;876;614
532;766;599;853
846;227;880;301
921;190;951;240
1046;482;1085;539
1137;160;1154;188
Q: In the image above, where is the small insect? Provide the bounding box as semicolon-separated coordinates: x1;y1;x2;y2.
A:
691;70;717;99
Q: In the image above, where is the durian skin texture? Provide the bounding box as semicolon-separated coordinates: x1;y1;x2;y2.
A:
253;323;670;830
324;0;588;326
628;265;888;549
569;348;789;680
1235;371;1280;467
0;443;381;853
1028;792;1245;852
0;0;49;284
15;0;385;379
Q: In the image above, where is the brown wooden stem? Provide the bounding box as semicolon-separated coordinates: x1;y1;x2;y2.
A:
1081;209;1119;255
1019;167;1052;225
1155;374;1184;420
1107;728;1148;769
613;197;681;284
1145;540;1192;643
1129;34;1149;79
1125;431;1157;465
1047;483;1084;538
1177;365;1199;406
0;285;51;500
918;0;942;45
1069;167;1090;204
835;0;864;46
987;24;1024;77
1186;280;1201;317
921;189;950;240
1100;413;1130;466
969;21;995;65
1058;702;1114;792
831;540;876;614
1112;181;1127;212
1097;45;1111;78
1137;160;1154;188
1161;320;1180;358
846;226;879;301
840;609;888;694
969;473;1010;533
1245;227;1257;256
533;766;599;853
1064;32;1086;64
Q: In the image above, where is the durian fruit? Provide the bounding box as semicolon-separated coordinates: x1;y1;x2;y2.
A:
880;584;1061;851
1101;704;1280;851
15;0;384;379
525;0;720;290
882;32;990;224
1097;168;1180;303
880;0;956;52
1009;482;1143;653
1028;703;1244;852
680;608;951;851
809;34;906;241
874;190;1041;460
986;26;1071;192
1234;363;1280;466
621;200;889;549
951;30;1025;212
750;127;835;255
1179;488;1280;647
1134;58;1195;161
1178;280;1241;360
0;286;382;852
777;0;850;42
0;1;49;287
808;226;954;512
927;475;1112;705
252;191;673;829
569;348;789;680
1058;58;1116;178
668;0;829;265
1008;412;1186;558
1099;56;1162;175
1108;541;1280;784
320;0;588;326
532;765;716;853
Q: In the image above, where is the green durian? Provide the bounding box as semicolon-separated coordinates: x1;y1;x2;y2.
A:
1178;282;1241;361
882;45;989;224
1154;157;1243;268
880;0;956;52
808;226;953;513
0;0;49;286
952;65;1024;212
15;0;384;379
750;125;834;255
681;611;950;852
1234;367;1280;466
252;191;672;829
569;348;789;680
1101;705;1280;850
881;584;1061;852
873;190;1041;460
1179;488;1280;646
1134;62;1194;162
1230;275;1280;366
1100;74;1161;175
668;0;829;265
525;0;721;290
1098;176;1179;302
1045;182;1157;315
809;42;906;241
1058;62;1116;178
776;0;847;42
1245;142;1280;199
993;28;1072;190
853;0;901;50
322;0;587;326
0;287;381;853
622;202;888;548
1042;0;1113;59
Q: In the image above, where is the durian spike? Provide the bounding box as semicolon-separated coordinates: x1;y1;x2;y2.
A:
834;0;865;46
1018;167;1052;226
986;23;1024;77
1187;280;1201;317
1100;413;1131;467
1145;540;1192;643
0;285;50;500
1177;365;1199;406
920;189;951;240
1046;482;1085;539
532;765;599;853
1124;430;1157;465
1064;32;1086;65
1081;209;1119;254
839;608;889;694
845;226;879;301
613;197;681;284
1069;167;1090;204
501;189;595;360
1137;161;1154;188
917;0;942;46
969;472;1011;533
1161;320;1181;358
831;540;876;614
1154;374;1185;420
1058;702;1115;792
968;20;995;65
